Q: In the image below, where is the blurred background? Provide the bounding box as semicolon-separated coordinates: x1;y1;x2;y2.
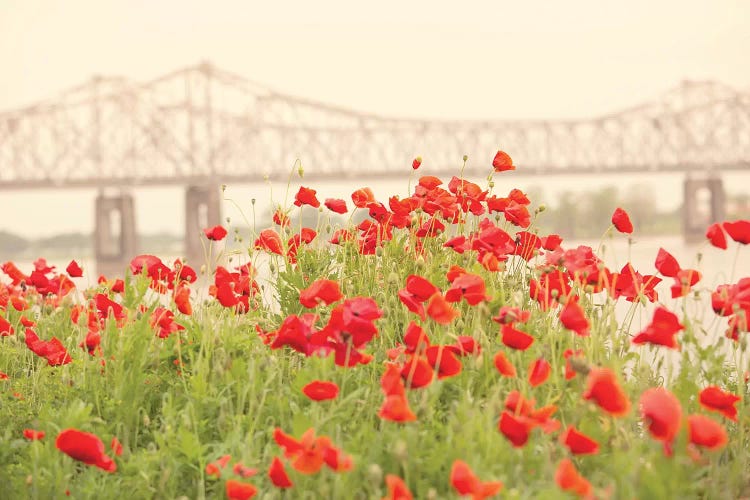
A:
0;0;748;277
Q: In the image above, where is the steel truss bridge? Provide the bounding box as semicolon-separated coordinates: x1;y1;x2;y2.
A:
0;62;748;273
0;61;748;188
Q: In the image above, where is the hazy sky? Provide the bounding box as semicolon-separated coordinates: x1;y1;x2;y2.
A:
0;0;749;238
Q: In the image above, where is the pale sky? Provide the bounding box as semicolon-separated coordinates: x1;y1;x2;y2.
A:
0;0;749;238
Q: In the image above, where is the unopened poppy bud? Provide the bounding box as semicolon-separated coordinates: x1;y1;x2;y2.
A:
387;271;400;284
200;265;206;275
538;204;546;212
392;440;408;462
415;255;425;268
325;224;331;233
426;488;438;500
221;184;226;192
298;162;304;177
143;414;151;427
488;180;495;188
462;154;468;162
269;263;276;273
376;247;383;257
225;217;231;224
251;198;256;205
26;475;32;486
569;356;590;375
366;464;383;486
741;335;747;352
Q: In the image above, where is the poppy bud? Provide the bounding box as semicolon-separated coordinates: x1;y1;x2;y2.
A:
143;414;150;427
298;162;304;177
376;247;383;257
251;198;256;205
221;184;226;192
366;464;383;486
392;440;408;462
415;255;425;268
463;155;468;162
538;204;547;212
488;180;495;188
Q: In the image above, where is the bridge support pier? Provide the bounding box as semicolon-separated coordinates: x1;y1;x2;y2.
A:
185;185;222;267
683;175;725;244
95;193;137;277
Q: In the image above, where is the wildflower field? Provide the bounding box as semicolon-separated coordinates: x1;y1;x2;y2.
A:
1;152;749;499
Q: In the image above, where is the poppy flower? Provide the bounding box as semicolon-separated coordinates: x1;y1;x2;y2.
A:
501;324;534;350
559;298;590;336
382;474;413;500
324;198;348;214
555;459;592;498
582;367;630;417
24;429;45;440
492;306;530;325
654;248;681;278
425;345;462;379
233;463;258;478
449;460;503;499
403;321;430;354
670;268;702;299
66;260;83;277
639;387;682;456
493;351;516;377
294;186;320;208
706;223;728;249
498;411;531;447
25;328;72;366
445;273;489;306
412;156;422;170
302;380;339;401
351;187;376;208
541;234;563;251
225;479;257;500
273;427;350;475
611;207;633;234
268;456;293;488
273;208;290;227
55;428;116;472
687;414;728;450
203;225;228;241
206;454;232;477
299;279;343;308
632;306;684;350
254;229;284;256
0;316;13;336
174;284;193;315
699;386;740;421
110;437;123;456
426;292;460;324
492;150;514;172
560;426;599;455
528;358;551;387
379;394;417;422
723;220;750;244
400;355;434;388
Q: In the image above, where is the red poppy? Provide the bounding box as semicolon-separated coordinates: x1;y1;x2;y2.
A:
379;394;417;422
723;220;750;244
273;207;290;227
25;328;72;366
66;260;83;277
639;387;682;456
203;225;228;241
273;427;350;475
706;223;728;249
174;284;193;315
492;306;531;324
426;292;460;324
563;349;585;380
294;186;320;208
412;156;422;170
268;456;293;488
699;386;740;421
225;479;257;500
110;437;123;456
498;411;532;447
206;454;232;477
324;198;348;214
611;207;633;234
233;463;258;478
403;321;430;354
254;229;284;256
559;298;590;336
582;367;630;417
55;428;116;472
687;414;728;450
351;187;376;208
299;279;343;308
0;316;13;336
503;201;531;228
382;474;413;500
632;306;684;350
425;345;462;379
501;324;534;350
400;355;434;388
670;268;702;298
302;380;339;401
560;426;599;455
492;150;515;172
445;273;489;306
493;351;516;377
555;459;592;498
654;248;680;278
24;429;45;440
449;460;503;499
541;233;563;251
528;358;551;387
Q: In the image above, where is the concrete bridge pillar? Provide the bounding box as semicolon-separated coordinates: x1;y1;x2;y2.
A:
185;185;222;266
683;175;725;244
95;193;137;277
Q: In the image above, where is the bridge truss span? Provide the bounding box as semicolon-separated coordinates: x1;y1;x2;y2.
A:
0;62;749;190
